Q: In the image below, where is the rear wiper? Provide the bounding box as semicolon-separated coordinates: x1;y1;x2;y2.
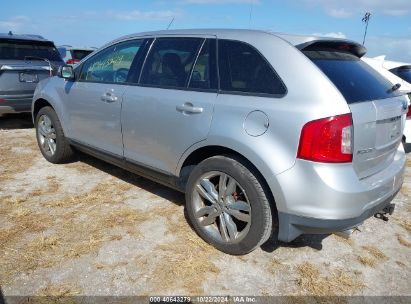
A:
24;56;54;76
387;83;401;93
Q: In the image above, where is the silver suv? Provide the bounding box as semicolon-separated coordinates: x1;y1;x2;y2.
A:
0;32;63;114
32;30;407;255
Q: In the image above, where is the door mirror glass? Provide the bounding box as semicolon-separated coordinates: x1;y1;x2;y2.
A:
60;65;75;80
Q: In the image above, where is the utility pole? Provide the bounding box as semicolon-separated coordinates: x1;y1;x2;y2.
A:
362;12;371;45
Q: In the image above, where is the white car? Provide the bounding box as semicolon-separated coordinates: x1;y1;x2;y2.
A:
363;56;411;150
57;45;96;65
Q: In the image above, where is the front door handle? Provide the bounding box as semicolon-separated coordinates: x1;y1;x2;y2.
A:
101;89;118;103
176;102;203;114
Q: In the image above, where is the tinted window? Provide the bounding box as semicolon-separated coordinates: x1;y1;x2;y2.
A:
218;40;286;95
72;50;93;60
391;67;411;83
140;37;203;88
0;39;62;61
80;40;142;83
188;39;217;90
305;51;401;103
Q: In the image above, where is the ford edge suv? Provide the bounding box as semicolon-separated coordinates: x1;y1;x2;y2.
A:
32;30;407;255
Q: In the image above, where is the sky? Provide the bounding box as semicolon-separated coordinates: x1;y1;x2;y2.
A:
1;0;411;62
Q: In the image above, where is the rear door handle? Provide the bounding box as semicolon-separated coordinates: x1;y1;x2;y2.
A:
176;102;203;114
101;89;118;103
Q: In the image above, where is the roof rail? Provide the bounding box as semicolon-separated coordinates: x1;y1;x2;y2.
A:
59;44;73;48
22;34;45;39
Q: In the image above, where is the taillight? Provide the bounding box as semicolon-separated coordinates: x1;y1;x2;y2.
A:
297;113;353;163
406;106;411;120
66;59;80;65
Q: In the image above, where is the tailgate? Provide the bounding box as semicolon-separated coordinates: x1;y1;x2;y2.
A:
350;96;407;179
0;63;51;96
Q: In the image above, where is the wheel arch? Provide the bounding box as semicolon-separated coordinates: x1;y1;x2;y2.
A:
178;145;278;214
32;98;54;123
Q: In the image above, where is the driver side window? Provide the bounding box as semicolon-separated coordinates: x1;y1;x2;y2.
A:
79;40;142;83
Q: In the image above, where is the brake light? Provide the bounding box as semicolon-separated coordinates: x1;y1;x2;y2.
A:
297;113;353;163
66;59;80;65
407;106;411;120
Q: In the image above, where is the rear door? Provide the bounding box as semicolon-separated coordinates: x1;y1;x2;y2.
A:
304;47;408;179
122;37;218;174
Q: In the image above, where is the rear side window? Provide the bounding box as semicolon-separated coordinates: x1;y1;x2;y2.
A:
305;50;402;103
218;40;286;96
0;39;62;61
140;37;203;89
188;39;218;90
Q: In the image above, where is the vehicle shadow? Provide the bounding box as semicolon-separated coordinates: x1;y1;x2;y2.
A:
75;152;185;206
261;233;329;252
0;113;33;129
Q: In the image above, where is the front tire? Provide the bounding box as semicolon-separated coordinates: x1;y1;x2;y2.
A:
35;106;74;163
185;155;273;255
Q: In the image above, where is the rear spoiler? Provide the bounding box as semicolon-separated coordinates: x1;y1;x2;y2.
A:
296;40;367;58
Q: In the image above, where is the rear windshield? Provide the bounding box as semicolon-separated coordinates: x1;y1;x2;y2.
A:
0;39;62;61
304;50;402;103
71;49;93;60
391;67;411;83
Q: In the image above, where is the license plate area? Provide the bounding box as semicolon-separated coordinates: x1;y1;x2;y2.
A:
19;72;38;83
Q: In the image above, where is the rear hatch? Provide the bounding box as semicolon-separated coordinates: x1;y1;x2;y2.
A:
0;38;63;98
302;41;407;179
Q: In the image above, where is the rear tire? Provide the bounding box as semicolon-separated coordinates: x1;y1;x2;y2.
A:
185;155;273;255
35;106;74;163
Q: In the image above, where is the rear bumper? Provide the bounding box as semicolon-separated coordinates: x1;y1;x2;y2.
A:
0;96;32;114
273;147;405;242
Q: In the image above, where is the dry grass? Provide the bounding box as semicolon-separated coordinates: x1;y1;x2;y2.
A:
150;211;220;294
398;219;411;233
0;178;155;285
357;255;377;267
0;131;38;182
332;234;354;246
37;283;81;296
400;184;410;196
396;234;411;248
296;262;365;296
361;246;388;261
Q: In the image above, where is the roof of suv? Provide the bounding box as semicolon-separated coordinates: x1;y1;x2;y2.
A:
0;32;52;42
111;28;365;56
114;28;352;45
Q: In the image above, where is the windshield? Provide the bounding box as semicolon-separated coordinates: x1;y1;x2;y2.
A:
0;39;63;61
305;50;402;104
72;49;93;60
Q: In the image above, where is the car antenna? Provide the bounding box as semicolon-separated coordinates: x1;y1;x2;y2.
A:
166;17;175;30
8;30;13;36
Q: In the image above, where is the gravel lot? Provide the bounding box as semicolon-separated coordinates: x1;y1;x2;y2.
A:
0;113;410;297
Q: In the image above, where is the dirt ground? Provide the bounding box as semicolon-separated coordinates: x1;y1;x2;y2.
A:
0;113;410;297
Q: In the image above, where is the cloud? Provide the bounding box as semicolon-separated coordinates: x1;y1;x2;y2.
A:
183;0;260;4
365;36;411;63
312;32;347;39
301;0;411;18
0;16;31;32
107;10;181;21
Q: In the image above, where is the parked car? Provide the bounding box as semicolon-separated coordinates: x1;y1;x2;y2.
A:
57;45;95;65
363;57;411;149
32;30;407;255
0;32;64;115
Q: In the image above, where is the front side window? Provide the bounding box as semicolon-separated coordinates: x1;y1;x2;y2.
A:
80;40;142;83
218;40;286;95
140;37;203;88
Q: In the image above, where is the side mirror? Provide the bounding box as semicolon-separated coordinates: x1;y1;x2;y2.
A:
59;65;75;80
